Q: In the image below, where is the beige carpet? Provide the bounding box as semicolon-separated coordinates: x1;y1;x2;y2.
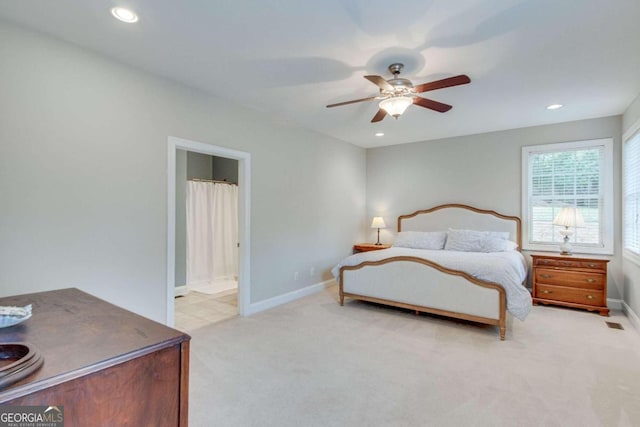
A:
188;285;640;426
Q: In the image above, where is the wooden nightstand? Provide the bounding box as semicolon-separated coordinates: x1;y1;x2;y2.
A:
353;243;391;253
531;254;609;316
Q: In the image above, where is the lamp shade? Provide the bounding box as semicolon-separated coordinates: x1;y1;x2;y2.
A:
553;207;585;228
371;216;386;229
379;96;412;117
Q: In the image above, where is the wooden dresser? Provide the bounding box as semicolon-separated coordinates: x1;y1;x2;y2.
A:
531;254;609;316
0;288;190;426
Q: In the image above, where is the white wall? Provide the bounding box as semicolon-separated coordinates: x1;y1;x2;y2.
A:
623;93;640;135
367;116;623;299
622;92;640;318
0;21;366;322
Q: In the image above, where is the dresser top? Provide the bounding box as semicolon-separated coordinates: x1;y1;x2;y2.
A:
530;253;610;263
0;288;189;401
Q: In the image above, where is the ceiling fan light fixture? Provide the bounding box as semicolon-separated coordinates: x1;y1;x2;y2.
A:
326;64;469;123
111;7;139;23
379;96;412;118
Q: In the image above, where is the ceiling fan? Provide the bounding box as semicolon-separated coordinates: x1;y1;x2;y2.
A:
326;63;470;122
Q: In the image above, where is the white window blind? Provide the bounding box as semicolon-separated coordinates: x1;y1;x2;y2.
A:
522;139;613;254
624;132;640;257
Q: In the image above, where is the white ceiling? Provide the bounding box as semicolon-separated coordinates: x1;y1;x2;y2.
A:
1;1;640;148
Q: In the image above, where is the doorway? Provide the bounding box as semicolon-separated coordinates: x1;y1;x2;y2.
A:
167;136;251;327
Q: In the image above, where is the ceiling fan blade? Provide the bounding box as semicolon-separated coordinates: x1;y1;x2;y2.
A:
364;75;394;91
326;96;377;108
371;109;387;122
413;97;452;113
414;75;471;93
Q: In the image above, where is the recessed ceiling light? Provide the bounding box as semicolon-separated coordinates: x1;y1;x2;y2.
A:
111;7;139;23
375;132;384;137
546;104;563;110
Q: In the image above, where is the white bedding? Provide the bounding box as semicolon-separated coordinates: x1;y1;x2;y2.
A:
332;247;531;321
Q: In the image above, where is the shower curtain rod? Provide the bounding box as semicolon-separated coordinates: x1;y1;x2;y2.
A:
188;178;237;185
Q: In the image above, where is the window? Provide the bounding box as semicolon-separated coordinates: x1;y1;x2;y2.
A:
624;131;640;262
522;139;613;254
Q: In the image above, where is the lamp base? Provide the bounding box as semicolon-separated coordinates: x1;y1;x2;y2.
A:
559;232;573;255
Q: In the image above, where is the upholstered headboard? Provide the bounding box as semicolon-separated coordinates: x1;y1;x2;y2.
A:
398;204;522;250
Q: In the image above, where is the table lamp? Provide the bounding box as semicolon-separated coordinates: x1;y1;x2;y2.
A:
553;207;585;255
371;217;386;245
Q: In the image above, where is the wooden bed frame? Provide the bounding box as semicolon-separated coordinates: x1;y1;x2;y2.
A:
339;204;522;340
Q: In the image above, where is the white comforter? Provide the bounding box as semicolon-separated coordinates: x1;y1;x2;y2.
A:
332;247;531;321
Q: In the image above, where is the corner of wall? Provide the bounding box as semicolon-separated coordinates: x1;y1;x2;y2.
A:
623;91;640;135
622;302;640;336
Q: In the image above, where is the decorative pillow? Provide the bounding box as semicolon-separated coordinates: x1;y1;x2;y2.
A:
393;231;447;250
444;229;517;252
487;231;510;240
444;229;487;252
481;237;519;253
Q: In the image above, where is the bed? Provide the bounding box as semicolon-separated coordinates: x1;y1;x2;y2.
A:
332;204;532;340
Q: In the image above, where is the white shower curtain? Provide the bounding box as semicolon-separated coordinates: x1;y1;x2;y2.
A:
186;181;238;291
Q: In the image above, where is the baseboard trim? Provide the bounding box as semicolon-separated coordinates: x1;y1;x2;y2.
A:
245;279;335;316
607;298;623;311
174;285;189;297
622;301;640;335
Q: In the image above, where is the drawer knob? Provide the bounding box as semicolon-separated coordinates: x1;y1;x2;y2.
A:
587;263;597;268
586;295;595;300
541;290;552;294
540;274;552;279
586;278;597;284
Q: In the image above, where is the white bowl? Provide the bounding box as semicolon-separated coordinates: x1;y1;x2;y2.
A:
0;304;32;328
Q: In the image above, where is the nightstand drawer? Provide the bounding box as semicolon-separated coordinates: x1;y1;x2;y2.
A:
536;284;604;306
533;258;607;272
535;269;604;290
534;258;580;268
579;261;607;271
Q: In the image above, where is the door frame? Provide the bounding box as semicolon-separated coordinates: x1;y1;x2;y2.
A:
166;136;251;325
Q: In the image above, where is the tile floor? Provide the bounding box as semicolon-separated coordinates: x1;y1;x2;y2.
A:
174;289;237;333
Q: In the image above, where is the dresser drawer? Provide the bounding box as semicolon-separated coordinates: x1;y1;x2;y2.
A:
579;260;607;271
535;269;604;290
533;257;607;272
536;284;604;306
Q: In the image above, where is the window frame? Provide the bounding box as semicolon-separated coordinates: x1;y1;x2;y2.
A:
521;138;614;255
623;121;640;266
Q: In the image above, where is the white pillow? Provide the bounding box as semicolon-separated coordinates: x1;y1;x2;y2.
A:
487;231;510;240
481;237;518;253
393;231;447;250
444;229;487;252
445;228;517;252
